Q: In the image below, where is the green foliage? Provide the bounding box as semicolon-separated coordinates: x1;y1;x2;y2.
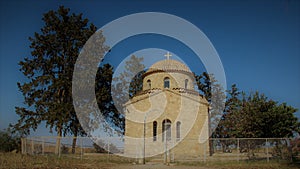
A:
111;55;145;126
125;55;145;98
0;130;20;152
195;72;226;156
195;72;212;101
194;72;226;134
112;55;145;98
12;6;107;138
95;64;125;134
216;84;300;138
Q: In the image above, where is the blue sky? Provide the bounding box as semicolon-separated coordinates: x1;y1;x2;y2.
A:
0;0;299;134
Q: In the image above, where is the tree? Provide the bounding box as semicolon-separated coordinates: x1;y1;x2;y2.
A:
195;72;226;129
216;88;300;138
214;86;300;156
12;6;108;154
80;56;145;138
215;84;242;138
111;55;145;121
239;92;299;138
195;72;211;101
195;72;226;156
95;64;124;134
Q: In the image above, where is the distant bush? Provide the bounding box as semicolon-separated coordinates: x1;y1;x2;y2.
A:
93;143;108;153
93;139;120;154
271;138;299;162
0;130;21;152
61;144;69;154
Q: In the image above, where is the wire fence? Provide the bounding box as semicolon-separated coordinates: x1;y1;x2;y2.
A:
21;137;300;163
210;138;299;162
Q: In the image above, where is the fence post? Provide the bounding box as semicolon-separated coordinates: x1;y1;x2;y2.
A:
21;138;24;154
31;139;34;155
266;138;269;163
237;138;240;162
42;137;45;155
58;137;61;158
22;138;27;154
107;138;110;162
289;138;293;163
81;137;83;160
24;138;27;154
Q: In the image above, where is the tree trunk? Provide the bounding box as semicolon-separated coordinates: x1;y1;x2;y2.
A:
71;128;78;154
55;127;62;155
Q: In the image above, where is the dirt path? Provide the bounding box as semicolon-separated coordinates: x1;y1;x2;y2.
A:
111;163;209;169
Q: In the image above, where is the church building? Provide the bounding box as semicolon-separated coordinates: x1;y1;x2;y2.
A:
124;52;209;161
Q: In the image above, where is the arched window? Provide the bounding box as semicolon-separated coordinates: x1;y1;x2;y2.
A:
176;121;181;141
153;121;157;141
185;79;188;89
147;79;151;89
164;77;170;89
162;119;171;141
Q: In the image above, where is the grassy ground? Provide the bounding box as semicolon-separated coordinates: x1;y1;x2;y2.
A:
0;152;299;169
176;160;300;169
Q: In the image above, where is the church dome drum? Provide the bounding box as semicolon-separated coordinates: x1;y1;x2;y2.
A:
142;55;194;91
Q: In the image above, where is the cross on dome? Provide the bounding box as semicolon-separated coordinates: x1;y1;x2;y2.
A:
164;52;172;60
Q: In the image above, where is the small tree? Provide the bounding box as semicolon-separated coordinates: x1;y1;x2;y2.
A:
111;55;145;133
0;129;21;152
195;72;226;155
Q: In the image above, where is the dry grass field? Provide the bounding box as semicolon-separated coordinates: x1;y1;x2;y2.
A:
0;152;299;169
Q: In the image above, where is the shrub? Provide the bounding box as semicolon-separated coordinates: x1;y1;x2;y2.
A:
0;130;21;152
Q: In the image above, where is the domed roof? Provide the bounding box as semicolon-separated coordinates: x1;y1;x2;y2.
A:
147;59;191;73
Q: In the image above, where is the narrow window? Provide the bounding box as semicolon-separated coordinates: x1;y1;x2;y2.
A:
147;79;151;89
176;121;181;141
162;119;171;141
153;121;157;141
164;77;170;89
185;79;188;89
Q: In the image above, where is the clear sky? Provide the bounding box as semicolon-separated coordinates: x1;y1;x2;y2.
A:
0;0;299;134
